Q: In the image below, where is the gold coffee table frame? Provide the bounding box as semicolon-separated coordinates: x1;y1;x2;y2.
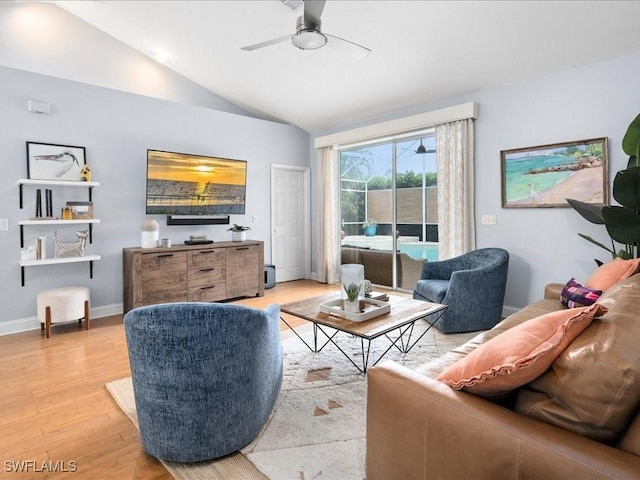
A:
280;293;447;373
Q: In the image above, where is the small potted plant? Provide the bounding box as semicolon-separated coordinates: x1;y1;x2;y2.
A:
343;281;362;313
363;218;377;237
227;224;251;242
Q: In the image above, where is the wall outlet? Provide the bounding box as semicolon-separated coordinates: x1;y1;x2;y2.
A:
481;215;497;226
0;218;8;231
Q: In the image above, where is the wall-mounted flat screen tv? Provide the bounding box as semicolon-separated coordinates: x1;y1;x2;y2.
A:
146;149;247;216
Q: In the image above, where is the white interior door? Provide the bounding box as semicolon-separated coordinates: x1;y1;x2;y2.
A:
271;165;310;283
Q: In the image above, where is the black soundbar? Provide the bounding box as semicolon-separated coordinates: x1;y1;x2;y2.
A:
166;215;230;226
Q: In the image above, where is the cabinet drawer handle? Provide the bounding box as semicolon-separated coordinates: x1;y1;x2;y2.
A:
157;254;174;258
199;268;215;272
200;250;215;254
235;247;250;251
200;285;215;290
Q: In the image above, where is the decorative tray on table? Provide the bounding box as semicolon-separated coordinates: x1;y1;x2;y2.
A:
319;298;391;322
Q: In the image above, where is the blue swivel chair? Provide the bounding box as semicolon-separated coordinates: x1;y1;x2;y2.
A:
413;248;509;333
124;302;283;463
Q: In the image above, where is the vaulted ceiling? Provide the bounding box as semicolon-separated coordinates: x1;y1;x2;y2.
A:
43;1;640;132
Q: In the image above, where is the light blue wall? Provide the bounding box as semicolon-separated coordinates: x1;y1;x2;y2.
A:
0;66;310;333
311;52;640;311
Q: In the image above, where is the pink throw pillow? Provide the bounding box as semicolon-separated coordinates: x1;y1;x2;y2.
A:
584;258;640;292
436;303;608;396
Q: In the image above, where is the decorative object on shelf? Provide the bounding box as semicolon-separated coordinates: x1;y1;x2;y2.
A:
501;137;608;208
26;141;86;181
160;238;171;248
141;220;160;248
35;188;42;218
54;230;88;258
227;224;251;242
363;218;377;236
66;201;93;219
80;164;91;182
21;244;37;261
61;206;73;220
36;236;47;259
34;188;55;219
46;188;53;218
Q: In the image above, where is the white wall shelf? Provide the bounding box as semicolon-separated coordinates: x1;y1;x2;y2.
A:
19;255;101;287
19;255;101;267
18;179;99;208
19;219;101;226
18;179;100;187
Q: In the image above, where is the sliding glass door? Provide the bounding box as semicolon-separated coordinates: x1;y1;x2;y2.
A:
339;132;438;291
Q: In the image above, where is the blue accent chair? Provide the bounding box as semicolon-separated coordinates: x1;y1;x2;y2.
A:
124;302;283;463
413;248;509;333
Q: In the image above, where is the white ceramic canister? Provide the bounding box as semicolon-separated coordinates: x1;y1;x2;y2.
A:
141;220;160;248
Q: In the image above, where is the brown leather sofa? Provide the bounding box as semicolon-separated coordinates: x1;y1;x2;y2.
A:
367;274;640;479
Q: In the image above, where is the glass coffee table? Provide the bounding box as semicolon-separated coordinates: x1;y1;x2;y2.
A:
280;293;447;373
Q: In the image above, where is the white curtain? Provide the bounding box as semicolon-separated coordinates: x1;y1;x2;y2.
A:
316;146;338;284
436;118;475;259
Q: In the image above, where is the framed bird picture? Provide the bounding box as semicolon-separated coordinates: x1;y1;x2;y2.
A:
26;142;86;181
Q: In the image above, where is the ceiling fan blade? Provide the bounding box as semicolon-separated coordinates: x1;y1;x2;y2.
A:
324;33;371;59
304;0;326;26
241;34;292;51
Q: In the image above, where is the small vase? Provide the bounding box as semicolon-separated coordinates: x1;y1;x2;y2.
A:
232;231;246;242
364;226;377;237
344;300;360;314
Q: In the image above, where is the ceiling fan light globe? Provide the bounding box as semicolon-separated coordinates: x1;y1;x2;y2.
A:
416;144;427;154
291;30;327;50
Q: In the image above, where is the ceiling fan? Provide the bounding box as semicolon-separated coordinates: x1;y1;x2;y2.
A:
241;0;371;57
414;139;436;155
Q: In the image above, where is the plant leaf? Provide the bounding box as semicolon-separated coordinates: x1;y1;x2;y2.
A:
622;113;640;159
566;198;605;224
627;156;639;169
577;233;615;256
612;166;640;212
603;206;640;245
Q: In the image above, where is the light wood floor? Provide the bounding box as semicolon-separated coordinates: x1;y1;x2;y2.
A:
0;280;338;479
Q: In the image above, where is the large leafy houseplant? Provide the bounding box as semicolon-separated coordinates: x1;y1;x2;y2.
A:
567;114;640;260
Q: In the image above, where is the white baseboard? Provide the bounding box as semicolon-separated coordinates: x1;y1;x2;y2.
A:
0;303;124;337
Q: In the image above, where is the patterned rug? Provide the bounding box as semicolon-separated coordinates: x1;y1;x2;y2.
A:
106;321;476;480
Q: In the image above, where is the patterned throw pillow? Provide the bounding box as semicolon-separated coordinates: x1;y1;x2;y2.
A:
560;278;602;308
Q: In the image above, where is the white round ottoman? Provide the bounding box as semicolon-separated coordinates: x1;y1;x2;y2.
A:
37;286;90;338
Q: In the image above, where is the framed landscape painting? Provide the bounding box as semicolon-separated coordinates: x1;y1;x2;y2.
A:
26;142;86;181
501;137;608;208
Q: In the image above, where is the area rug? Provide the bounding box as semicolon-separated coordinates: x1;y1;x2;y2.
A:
106;321;476;480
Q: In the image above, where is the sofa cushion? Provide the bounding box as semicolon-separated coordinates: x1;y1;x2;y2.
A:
515;274;640;444
584;257;640;292
436;303;607;397
415;299;565;379
414;279;449;303
560;277;602;308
